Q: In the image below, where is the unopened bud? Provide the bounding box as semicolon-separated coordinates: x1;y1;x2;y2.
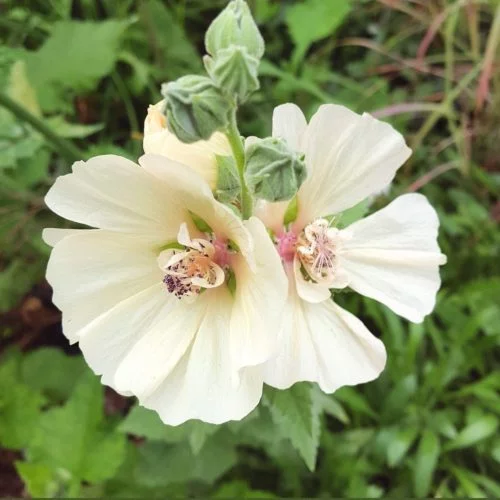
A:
245;137;307;202
162;75;231;144
205;0;264;59
204;46;259;102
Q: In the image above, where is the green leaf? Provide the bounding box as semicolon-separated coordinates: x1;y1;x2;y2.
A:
22;348;87;401
15;462;59;498
28;371;126;483
46;116;104;138
189;211;214;233
0;356;45;449
136;438;237;487
286;0;352;66
283;195;299;225
338;199;370;227
263;383;321;471
119;404;218;454
387;426;419;467
445;415;499;451
23;20;129;112
215;154;241;204
213;480;278;498
311;386;349;424
413;430;440;497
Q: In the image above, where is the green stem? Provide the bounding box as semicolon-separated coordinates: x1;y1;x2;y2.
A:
0;92;84;163
226;111;253;219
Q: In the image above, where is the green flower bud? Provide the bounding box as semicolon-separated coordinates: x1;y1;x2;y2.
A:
245;137;307;202
161;75;231;144
205;0;264;59
204;46;259;102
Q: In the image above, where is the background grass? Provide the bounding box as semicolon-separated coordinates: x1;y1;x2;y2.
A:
1;0;499;497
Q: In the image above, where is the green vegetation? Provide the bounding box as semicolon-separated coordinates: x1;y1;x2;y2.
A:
1;0;499;497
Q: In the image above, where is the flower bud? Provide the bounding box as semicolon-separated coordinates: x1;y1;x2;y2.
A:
161;75;231;144
205;0;264;59
245;137;307;202
204;46;259;102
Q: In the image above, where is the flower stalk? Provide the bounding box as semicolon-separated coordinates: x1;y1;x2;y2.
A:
226;109;253;219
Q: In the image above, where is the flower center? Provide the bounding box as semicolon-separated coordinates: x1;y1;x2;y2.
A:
296;218;342;284
158;224;227;300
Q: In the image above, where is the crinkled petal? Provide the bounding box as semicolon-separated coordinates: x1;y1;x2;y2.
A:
138;289;263;425
143;101;230;187
264;278;386;392
293;256;331;303
338;193;447;323
46;230;162;343
229;217;288;375
272;103;307;151
45;155;181;240
298;104;411;223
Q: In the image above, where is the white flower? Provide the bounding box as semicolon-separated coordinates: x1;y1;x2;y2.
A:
143;100;231;187
43;154;287;424
257;104;447;392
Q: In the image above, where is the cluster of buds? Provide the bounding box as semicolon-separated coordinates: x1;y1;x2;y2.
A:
161;0;307;209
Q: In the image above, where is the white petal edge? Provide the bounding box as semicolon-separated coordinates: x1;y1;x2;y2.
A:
138;288;264;425
46;230;162;343
45;155;181;240
272;103;307;152
338;193;447;323
298;104;412;223
264;283;387;393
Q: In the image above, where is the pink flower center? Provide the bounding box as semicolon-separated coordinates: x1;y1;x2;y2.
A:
276;231;297;263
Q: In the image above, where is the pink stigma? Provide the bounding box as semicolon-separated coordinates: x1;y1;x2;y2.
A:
277;231;297;263
213;238;230;268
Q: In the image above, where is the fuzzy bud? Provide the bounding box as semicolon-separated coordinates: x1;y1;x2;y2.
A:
205;0;264;59
161;75;231;144
245;137;307;202
204;46;259;102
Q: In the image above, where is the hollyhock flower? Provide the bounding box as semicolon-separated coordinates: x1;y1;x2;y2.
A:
257;104;447;392
143;100;231;187
43;154;287;424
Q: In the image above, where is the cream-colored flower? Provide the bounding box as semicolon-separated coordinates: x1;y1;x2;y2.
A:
43;154;287;424
257;104;447;392
143;100;231;187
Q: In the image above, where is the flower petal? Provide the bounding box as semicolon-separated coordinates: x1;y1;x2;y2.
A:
143;101;231;187
45;155;181;239
42;228;87;247
140;154;255;268
338;193;447;323
77;283;172;389
229;217;288;374
272;103;307;151
138;289;264;425
264;281;386;393
46;230;162;343
298;104;411;223
293;255;331;303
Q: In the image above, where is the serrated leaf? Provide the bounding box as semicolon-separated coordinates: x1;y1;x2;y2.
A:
0;357;45;449
28;371;126;483
22;348;87;401
119;404;218;454
23;20;129;112
15;462;59;498
263;383;321;471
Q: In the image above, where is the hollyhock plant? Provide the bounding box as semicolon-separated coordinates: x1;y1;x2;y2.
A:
43;154;287;424
256;104;447;392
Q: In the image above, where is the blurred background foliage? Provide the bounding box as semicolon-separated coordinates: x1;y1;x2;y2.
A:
1;0;499;497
